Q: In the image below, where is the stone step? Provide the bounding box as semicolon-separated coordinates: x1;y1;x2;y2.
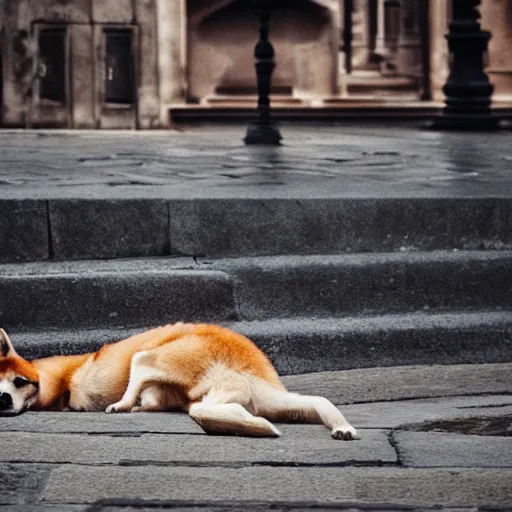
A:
8;311;512;375
2;197;512;263
210;251;512;320
1;251;511;331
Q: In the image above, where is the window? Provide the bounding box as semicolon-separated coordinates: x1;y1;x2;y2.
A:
38;28;67;103
104;29;134;104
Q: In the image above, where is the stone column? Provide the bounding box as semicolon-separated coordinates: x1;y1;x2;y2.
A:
351;0;370;69
479;0;512;100
396;0;422;77
156;0;187;126
374;0;387;56
429;0;450;100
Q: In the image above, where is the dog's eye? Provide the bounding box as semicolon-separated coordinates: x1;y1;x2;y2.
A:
13;376;30;388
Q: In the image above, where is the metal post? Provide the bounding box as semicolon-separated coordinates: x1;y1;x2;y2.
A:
244;1;282;145
430;0;499;130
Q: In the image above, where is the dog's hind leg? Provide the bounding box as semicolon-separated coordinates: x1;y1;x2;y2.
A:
187;367;281;437
188;402;280;437
249;380;360;441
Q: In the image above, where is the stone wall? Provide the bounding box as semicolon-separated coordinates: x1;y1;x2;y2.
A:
0;0;160;128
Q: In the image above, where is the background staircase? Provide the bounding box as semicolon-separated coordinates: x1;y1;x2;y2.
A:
2;197;511;374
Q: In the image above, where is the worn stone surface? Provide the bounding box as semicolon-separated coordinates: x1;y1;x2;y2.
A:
1;126;512;201
282;363;512;404
235;314;512;374
169;198;512;258
393;431;512;468
49;199;169;260
210;252;512;319
342;395;512;430
3;395;512;434
0;270;236;330
39;466;512;507
1;365;512;509
1;126;512;261
0;464;52;505
0;200;49;263
0;429;394;465
2;251;511;330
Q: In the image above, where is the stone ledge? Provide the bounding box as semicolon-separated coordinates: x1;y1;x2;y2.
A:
38;466;512;507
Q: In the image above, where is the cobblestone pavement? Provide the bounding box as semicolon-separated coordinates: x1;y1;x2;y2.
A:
0;123;511;199
1;363;512;510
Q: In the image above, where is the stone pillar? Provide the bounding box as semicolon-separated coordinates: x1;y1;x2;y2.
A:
135;0;160;129
396;0;422;77
374;0;387;56
429;0;450;100
351;0;370;69
479;0;512;100
156;0;187;126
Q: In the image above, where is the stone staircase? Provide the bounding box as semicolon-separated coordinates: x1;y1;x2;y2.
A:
1;197;511;374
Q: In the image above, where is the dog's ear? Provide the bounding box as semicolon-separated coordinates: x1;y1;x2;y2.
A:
0;329;16;358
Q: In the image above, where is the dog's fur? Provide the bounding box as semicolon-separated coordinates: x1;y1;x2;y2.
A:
0;324;359;440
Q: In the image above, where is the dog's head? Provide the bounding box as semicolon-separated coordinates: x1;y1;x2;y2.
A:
0;329;39;415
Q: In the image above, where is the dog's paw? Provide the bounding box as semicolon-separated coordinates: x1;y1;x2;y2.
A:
105;401;130;414
331;425;360;441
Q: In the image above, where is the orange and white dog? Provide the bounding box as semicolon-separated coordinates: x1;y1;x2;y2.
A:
0;323;359;440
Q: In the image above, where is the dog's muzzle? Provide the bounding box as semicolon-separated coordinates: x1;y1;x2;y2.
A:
0;391;13;411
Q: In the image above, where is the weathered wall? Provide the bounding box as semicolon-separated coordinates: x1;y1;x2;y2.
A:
0;0;159;128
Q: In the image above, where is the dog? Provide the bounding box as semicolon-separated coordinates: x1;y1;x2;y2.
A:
0;324;359;440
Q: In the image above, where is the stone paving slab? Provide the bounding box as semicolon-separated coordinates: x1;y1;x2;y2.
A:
342;395;512;429
283;363;512;404
1;365;512;509
0;463;53;506
393;431;512;468
2;395;511;434
38;466;512;507
0;430;394;466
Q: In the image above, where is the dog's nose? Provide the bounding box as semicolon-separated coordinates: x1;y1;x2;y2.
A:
0;392;13;410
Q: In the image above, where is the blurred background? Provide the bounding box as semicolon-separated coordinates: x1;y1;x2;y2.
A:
0;0;511;129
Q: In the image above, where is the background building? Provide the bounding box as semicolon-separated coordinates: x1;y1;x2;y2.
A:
0;0;511;128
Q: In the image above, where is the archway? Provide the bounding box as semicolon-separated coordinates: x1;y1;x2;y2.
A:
186;0;339;102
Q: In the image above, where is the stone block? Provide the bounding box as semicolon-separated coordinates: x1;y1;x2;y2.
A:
49;200;169;260
0;429;393;465
0;270;236;330
169;198;512;258
394;431;512;468
0;200;48;262
40;466;512;507
215;252;512;320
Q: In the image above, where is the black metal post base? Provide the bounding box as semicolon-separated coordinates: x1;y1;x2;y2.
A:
244;122;282;145
429;0;501;131
244;3;282;145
